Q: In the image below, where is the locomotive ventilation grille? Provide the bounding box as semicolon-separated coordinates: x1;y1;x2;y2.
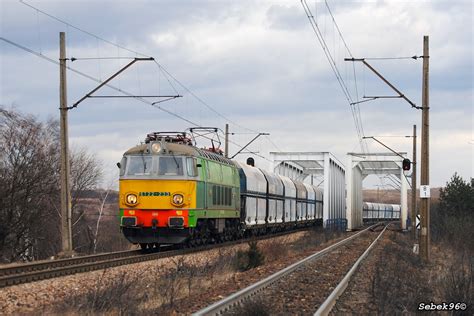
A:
168;217;184;228
122;217;137;227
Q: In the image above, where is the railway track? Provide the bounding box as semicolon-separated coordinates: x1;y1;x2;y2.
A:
315;224;389;315
0;249;142;278
0;226;313;288
193;223;388;316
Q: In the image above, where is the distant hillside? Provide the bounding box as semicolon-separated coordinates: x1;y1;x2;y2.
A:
363;188;440;204
76;189;119;200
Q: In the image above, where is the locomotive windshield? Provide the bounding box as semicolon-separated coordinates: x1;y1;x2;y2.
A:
126;156;153;176
158;156;184;176
121;155;197;178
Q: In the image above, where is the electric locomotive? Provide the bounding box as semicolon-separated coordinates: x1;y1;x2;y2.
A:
118;132;241;249
118;131;324;249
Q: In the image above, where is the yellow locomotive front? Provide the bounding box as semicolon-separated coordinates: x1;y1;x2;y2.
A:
118;134;201;249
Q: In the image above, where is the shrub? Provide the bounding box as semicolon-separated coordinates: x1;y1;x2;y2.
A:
442;250;473;308
232;299;270;316
234;241;265;271
432;173;474;252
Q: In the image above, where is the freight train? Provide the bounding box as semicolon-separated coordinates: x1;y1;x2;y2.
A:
118;132;323;249
362;202;401;223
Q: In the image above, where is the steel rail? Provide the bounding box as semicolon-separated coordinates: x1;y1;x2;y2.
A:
0;248;185;288
192;223;383;316
314;224;389;315
0;226;314;288
0;249;142;277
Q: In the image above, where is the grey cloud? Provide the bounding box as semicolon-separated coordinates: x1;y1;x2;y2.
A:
1;0;232;54
1;0;472;188
266;4;309;30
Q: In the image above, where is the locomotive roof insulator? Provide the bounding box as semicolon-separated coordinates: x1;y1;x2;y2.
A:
144;131;193;146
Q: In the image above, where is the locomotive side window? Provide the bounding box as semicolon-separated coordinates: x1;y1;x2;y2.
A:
127;156;153;176
206;160;211;179
212;185;217;205
217;186;222;205
158;157;184;176
225;187;230;205
210;185;234;206
119;157;127;176
186;157;197;177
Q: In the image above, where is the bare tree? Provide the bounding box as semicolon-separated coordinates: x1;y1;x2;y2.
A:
93;187;110;253
69;147;104;254
70;147;103;213
0;106;104;261
0;107;60;262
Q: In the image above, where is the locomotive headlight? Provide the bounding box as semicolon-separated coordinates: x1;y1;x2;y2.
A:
125;193;139;206
151;142;162;153
171;193;184;207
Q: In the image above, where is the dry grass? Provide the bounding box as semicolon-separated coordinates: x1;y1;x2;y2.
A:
55;270;144;315
51;228;352;315
370;231;473;314
441;249;473;311
370;232;431;314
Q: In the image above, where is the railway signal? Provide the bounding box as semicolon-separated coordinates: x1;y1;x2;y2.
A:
402;158;411;171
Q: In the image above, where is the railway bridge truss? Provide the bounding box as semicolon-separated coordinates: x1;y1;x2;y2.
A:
270;152;346;229
270;151;408;231
346;152;408;230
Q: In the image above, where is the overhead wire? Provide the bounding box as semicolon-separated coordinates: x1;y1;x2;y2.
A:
0;37;200;127
326;0;375;158
324;0;353;57
19;0;259;136
229;140;272;162
303;0;369;156
35;8;42;54
96;38;102;81
324;0;369;153
301;0;353;104
152;61;180;96
18;0;150;58
301;0;367;148
216;130;271;162
265;135;283;152
17;0;272;160
151;60;259;134
305;0;400;190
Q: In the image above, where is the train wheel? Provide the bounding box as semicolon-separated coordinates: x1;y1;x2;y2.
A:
140;243;148;250
187;238;196;248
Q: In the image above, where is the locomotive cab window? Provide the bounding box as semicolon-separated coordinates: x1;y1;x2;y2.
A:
126;156;152;176
158;156;184;176
186;157;198;177
119;156;127;176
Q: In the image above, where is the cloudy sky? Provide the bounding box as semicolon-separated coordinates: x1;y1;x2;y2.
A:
1;0;472;189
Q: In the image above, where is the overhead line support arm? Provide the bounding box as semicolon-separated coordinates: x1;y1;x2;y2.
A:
68;57;154;110
230;133;269;159
363;136;405;159
345;58;422;110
